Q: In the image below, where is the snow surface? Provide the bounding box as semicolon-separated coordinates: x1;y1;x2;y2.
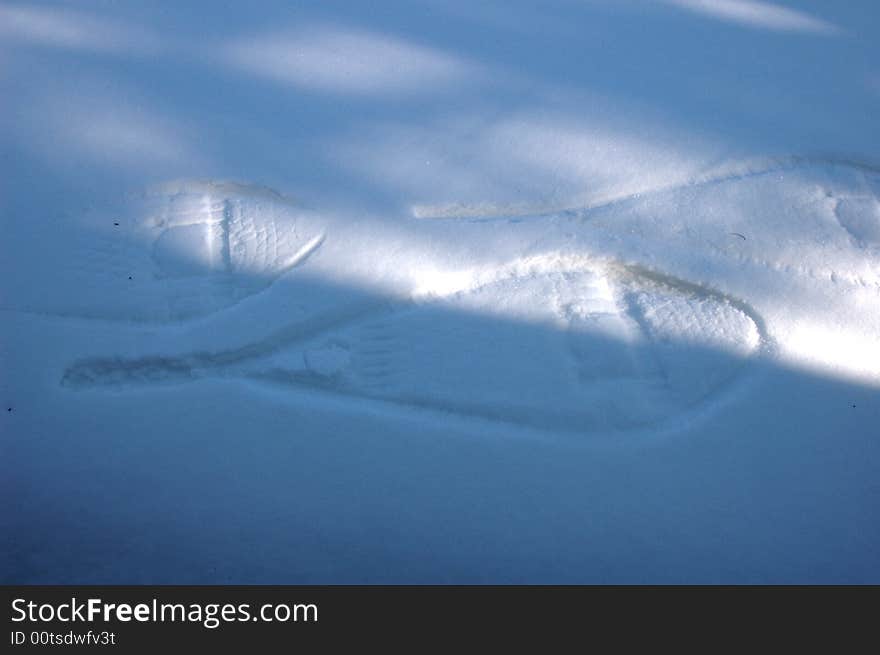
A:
2;1;879;583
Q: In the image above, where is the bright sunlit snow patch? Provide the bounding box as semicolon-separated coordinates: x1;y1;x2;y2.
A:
412;267;475;298
785;322;880;384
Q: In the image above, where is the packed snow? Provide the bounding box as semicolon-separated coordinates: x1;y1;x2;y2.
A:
2;1;879;582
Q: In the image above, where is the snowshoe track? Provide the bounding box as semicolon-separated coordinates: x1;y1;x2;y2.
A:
62;257;767;433
12;181;326;323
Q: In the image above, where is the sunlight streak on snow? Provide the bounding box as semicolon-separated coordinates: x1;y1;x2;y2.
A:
21;85;204;174
331;109;716;215
662;0;842;35
224;26;480;96
0;4;160;54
